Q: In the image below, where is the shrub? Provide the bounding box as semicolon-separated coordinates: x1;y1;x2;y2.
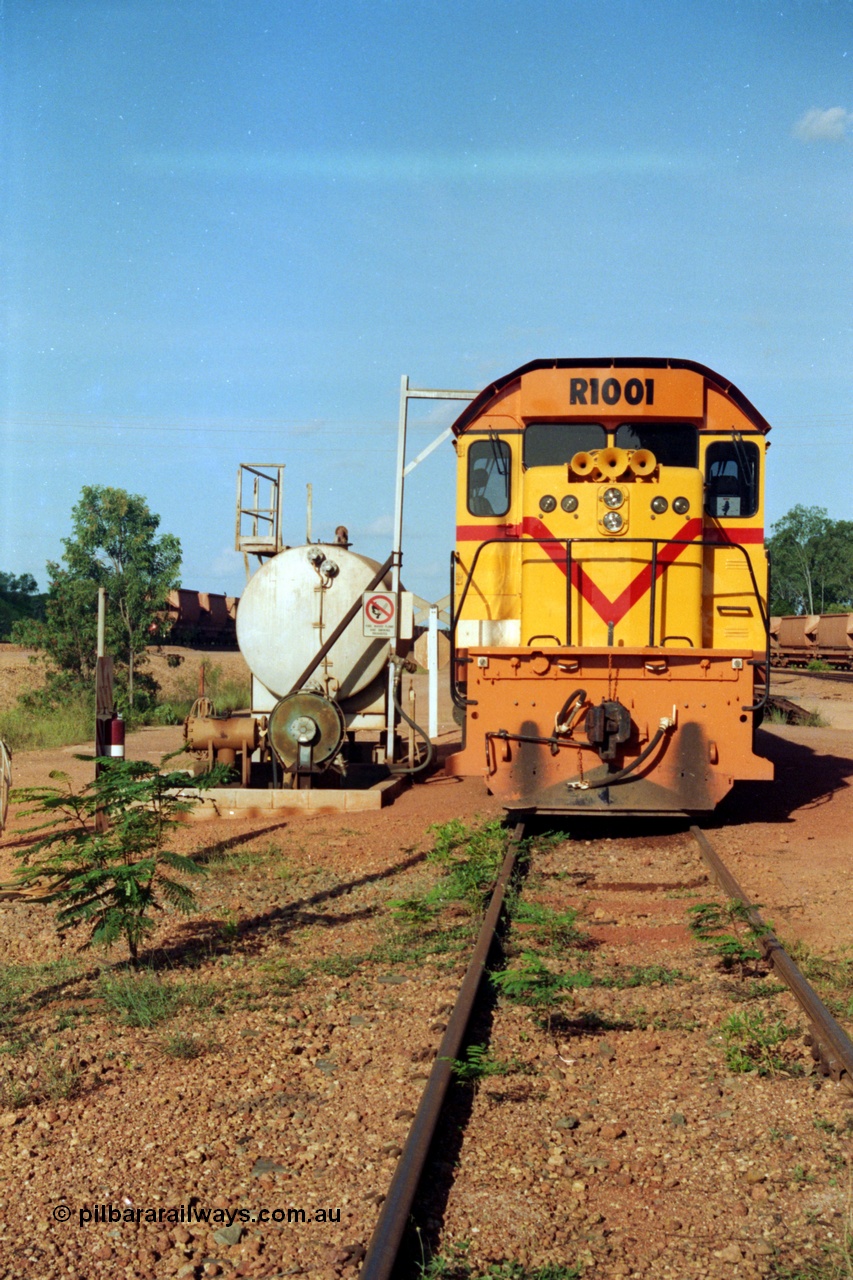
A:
13;757;229;964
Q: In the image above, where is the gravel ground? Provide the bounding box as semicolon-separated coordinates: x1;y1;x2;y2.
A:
420;828;853;1279
0;662;851;1279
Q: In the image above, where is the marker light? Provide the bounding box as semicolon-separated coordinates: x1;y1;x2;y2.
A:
561;495;579;513
539;494;557;513
603;487;624;509
673;497;690;515
651;496;668;514
602;510;624;533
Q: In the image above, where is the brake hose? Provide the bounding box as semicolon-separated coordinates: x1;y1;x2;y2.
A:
569;719;673;790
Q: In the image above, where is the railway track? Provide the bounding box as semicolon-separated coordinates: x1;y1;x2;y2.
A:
772;667;853;686
362;819;853;1279
2;778;851;1278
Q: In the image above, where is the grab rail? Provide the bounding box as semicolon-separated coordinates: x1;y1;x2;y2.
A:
450;535;769;714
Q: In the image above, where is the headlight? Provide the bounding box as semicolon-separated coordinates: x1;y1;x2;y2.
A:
561;494;578;513
602;510;624;533
539;494;557;513
651;496;668;514
603;487;624;509
673;496;690;514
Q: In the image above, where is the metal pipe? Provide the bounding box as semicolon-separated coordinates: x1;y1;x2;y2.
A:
287;553;395;696
97;588;106;659
385;376;411;765
690;826;853;1088
360;822;525;1280
428;605;439;740
565;540;572;647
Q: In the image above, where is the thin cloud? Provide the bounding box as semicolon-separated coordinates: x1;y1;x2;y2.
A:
793;107;851;142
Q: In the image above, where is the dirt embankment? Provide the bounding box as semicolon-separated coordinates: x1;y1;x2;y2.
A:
0;645;251;714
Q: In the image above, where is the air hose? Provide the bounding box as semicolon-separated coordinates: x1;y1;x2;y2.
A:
569;715;675;791
389;663;435;776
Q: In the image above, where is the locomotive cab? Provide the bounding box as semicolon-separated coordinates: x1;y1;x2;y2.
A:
445;359;773;815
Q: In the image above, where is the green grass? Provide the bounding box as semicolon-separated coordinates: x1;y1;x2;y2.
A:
0;1039;86;1108
603;964;692;989
98;971;224;1027
160;1030;209;1060
511;901;585;950
313;955;365;979
257;956;308;994
155;663;251;721
720;1008;800;1075
0;957;83;1031
367;923;474;969
419;1241;582;1280
99;971;183;1027
788;944;853;1017
0;658;251;750
0;690;95;750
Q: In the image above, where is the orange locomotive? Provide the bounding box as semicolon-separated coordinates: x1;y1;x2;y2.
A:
444;359;773;814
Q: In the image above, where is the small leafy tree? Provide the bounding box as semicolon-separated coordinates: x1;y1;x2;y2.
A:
768;505;853;615
14;758;226;965
12;486;181;710
0;572;45;641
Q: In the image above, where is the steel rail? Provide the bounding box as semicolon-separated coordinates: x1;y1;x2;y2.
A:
359;821;527;1280
690;825;853;1090
772;667;853;683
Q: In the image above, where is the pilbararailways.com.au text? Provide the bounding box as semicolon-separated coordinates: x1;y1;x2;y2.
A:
61;1204;340;1228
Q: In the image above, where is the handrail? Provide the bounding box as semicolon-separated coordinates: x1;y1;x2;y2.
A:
450;535;770;712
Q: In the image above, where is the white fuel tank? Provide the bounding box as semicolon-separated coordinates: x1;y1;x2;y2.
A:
236;546;393;706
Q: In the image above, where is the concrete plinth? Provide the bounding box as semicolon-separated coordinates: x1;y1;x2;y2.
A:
183;775;408;819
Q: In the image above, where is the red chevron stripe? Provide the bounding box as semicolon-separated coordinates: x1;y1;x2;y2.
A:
454;519;763;626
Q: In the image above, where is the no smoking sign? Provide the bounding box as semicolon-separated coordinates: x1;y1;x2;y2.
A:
362;590;414;640
363;591;397;637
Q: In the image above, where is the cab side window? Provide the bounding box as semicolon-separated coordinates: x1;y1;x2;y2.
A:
704;440;759;518
467;439;511;517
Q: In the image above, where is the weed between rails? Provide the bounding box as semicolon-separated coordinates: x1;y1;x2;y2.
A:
418;1239;581;1280
688;899;769;976
444;1043;533;1085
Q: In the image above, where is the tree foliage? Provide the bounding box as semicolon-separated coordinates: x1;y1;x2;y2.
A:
13;758;226;965
0;572;45;641
12;487;181;710
768;505;853;616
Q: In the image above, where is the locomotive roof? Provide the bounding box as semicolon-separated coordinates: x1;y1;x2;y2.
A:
451;357;772;437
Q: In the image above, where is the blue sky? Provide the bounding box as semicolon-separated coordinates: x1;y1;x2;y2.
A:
2;0;851;606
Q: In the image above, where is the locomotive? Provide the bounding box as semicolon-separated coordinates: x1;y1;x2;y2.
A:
443;358;774;814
